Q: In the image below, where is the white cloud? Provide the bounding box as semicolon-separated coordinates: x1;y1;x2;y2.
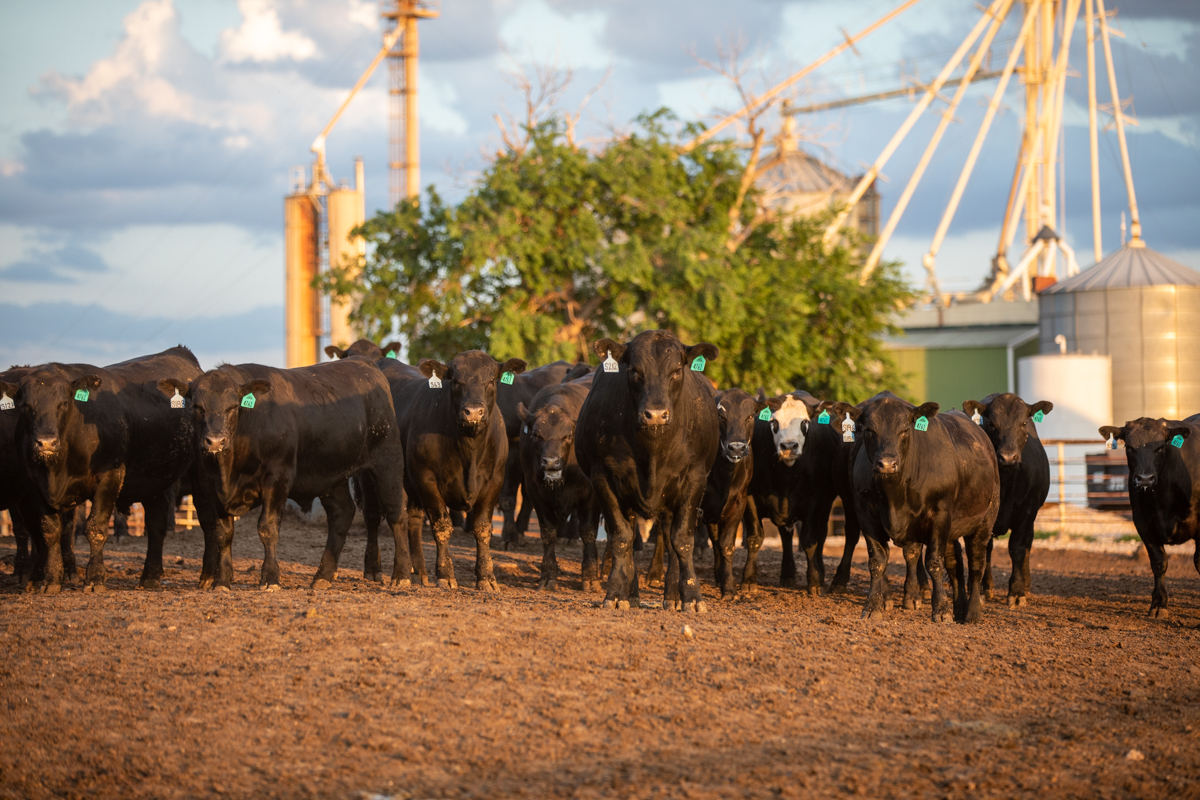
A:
219;0;318;64
498;0;611;71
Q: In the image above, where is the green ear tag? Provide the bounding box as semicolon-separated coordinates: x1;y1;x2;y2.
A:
914;416;929;432
1033;409;1045;423
758;408;772;421
386;350;398;359
690;355;706;372
74;389;89;402
501;371;515;385
817;410;830;424
1172;434;1185;449
240;393;256;409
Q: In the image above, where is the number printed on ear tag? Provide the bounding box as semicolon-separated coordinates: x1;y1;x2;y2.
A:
428;373;442;389
817;410;830;424
1107;434;1117;450
170;389;185;409
1033;409;1045;423
501;371;515;385
0;392;12;411
758;408;772;421
386;350;398;359
690;355;706;372
240;393;256;409
914;416;929;432
1172;434;1185;449
971;409;982;425
842;417;855;443
75;389;89;402
603;351;619;373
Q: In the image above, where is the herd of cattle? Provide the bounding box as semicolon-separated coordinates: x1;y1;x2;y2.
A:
2;329;1198;622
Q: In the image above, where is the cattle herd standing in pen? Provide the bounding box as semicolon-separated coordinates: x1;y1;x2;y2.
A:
2;328;1198;621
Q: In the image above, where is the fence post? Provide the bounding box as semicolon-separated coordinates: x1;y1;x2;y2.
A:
1057;441;1067;539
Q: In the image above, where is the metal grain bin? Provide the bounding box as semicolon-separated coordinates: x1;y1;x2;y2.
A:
1039;244;1200;426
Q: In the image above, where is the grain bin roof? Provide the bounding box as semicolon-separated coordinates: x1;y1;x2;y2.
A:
1041;244;1200;294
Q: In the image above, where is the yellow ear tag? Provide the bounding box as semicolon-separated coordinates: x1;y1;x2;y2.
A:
240;393;256;409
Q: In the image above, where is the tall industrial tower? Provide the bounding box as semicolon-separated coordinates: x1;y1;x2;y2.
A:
384;1;439;207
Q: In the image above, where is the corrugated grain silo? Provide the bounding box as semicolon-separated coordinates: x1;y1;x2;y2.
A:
1038;243;1200;426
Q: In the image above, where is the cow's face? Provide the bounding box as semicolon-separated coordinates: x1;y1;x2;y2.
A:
420;351;526;436
716;389;762;464
964;394;1052;467
765;393;816;466
593;332;717;435
170;371;270;458
0;370;100;464
851;397;940;477
519;402;574;486
1100;419;1191;491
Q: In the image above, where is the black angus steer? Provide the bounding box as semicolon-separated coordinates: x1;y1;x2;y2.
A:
575;330;719;611
701;388;766;598
173;359;409;590
324;339;404;361
395;351;526;590
497;360;573;549
517;379;600;591
837;396;999;623
1099;416;1200;618
962;393;1052;606
0;365;77;589
0;347;201;592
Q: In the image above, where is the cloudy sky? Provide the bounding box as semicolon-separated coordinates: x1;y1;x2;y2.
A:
2;0;1197;368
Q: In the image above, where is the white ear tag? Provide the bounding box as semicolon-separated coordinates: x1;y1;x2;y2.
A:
0;392;12;411
602;350;619;373
428;373;442;389
842;417;855;443
1107;434;1117;450
170;389;185;409
971;409;982;425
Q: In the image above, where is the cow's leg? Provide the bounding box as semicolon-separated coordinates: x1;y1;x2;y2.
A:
964;532;988;624
862;535;891;620
596;480;635;609
1007;515;1036;606
739;502;766;596
360;475;384;583
901;543;923;611
191;490;221;589
312;481;357;590
779;522;797;588
659;512;681;609
1146;541;1171;618
799;499;834;597
369;465;410;589
515;490;535;540
982;535;995;600
926;524;954;623
426;502;458;590
256;483;290;591
715;505;743;599
34;508;66;595
58;509;78;587
470;482;503;592
665;505;705;613
406;501;430;586
81;469;124;592
11;511;31;589
137;492;173;589
534;495;561;592
830;502;860;594
210;515;236;591
499;449;521;550
917;553;932;600
948;539;966;620
644;518;665;587
579;496;603;593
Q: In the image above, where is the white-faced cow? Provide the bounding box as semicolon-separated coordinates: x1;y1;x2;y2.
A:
393;350;526;590
1099;416;1200;618
0;347;202;592
575;330;719;612
836;395;999;623
962;393;1052;606
171;359;409;591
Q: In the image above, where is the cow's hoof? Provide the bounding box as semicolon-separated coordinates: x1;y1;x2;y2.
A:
388;577;411;589
807;585;822;598
737;584;758;599
779;576;797;589
42;583;64;596
365;572;383;584
311;579;332;591
983;588;994;601
829;583;848;595
261;583;281;592
476;578;498;592
1007;595;1028;608
884;600;894;611
663;599;681;611
933;611;954;623
138;579;162;591
965;608;983;624
581;580;603;593
601;598;630;610
903;599;920;611
685;600;707;614
79;583;101;594
1149;607;1169;619
22;582;36;595
862;609;885;621
537;579;557;592
419;576;433;587
198;578;214;590
216;585;231;594
437;578;458;590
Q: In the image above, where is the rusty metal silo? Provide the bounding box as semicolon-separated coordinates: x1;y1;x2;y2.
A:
1038;243;1200;426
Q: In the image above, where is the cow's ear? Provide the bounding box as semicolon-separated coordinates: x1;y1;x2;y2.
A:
1028;400;1053;418
157;378;190;399
962;400;985;418
381;341;404;358
832;401;861;422
752;392;770;416
72;374;102;393
324;345;345;359
0;380;17;401
765;394;784;413
684;342;719;365
1098;425;1124;440
498;358;527;378
1167;427;1191;444
238;379;271;400
517;402;531;424
419;359;447;379
593;338;626;362
913;402;940;421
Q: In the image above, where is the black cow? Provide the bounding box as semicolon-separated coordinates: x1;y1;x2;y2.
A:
701;389;766;597
170;359;408;590
1099;416;1200;618
516;379;600;591
395;351;526;590
497;360;573;549
0;366;78;590
324;339;404;361
576;330;719;611
0;347;202;592
962;393;1052;606
836;396;999;623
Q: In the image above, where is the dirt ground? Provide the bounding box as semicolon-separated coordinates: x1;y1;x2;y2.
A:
1;512;1198;800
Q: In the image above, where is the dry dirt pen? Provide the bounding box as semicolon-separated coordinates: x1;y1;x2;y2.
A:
1;512;1199;800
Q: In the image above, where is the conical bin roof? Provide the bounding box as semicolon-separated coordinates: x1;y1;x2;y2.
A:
1042;243;1200;294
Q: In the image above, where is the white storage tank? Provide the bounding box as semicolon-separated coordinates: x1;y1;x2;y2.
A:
1017;354;1113;440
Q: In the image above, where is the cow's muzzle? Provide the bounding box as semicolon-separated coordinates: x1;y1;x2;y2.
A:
204;434;228;454
998;449;1021;466
1133;472;1157;490
874;456;899;475
460;404;486;426
640;408;670;427
33;436;60;458
723;441;749;463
